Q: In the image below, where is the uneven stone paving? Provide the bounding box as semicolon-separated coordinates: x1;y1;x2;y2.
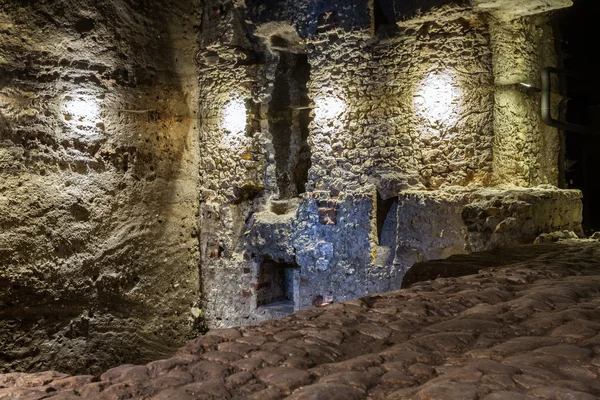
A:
2;240;600;400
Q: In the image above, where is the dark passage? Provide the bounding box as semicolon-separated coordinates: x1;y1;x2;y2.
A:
557;0;600;234
268;52;311;199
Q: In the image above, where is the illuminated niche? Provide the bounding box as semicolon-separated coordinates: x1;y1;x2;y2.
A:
413;72;461;136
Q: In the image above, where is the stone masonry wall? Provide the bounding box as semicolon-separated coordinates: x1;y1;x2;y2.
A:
306;16;494;197
293;191;387;310
0;0;580;375
197;1;579;329
490;15;561;187
396;187;583;272
0;0;201;374
197;0;273;329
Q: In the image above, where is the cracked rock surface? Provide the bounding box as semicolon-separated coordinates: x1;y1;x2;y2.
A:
1;239;600;399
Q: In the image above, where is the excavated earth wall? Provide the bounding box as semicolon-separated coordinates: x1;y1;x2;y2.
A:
0;0;202;374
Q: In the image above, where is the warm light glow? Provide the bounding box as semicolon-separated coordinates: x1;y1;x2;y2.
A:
413;72;461;133
314;94;346;125
62;94;101;130
222;97;247;135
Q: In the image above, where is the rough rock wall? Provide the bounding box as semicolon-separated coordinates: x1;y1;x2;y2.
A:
306;17;494;197
490;15;560;186
292;192;387;310
396;187;583;270
197;2;496;327
196;0;273;329
0;0;201;374
197;0;579;329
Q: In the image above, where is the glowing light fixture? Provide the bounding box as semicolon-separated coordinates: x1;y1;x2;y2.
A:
222;97;247;135
413;72;461;134
62;93;102;134
63;96;100;124
518;82;541;93
314;94;346;126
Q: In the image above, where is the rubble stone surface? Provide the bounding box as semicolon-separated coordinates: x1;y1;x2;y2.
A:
197;0;580;330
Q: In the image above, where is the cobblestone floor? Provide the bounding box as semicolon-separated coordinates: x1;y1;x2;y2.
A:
2;240;600;399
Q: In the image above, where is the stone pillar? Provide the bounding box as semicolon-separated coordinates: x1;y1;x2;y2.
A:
490;16;560;187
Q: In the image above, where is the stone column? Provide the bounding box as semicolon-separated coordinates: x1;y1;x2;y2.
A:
489;16;560;187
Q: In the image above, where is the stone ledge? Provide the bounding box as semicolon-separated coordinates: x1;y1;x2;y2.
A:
396;186;583;273
473;0;572;19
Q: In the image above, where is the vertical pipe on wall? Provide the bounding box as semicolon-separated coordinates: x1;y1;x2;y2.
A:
489;15;560;187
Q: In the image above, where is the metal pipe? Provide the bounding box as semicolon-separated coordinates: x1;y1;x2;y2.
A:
541;67;595;134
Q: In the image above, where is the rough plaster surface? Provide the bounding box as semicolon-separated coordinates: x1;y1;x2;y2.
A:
0;0;201;374
2;239;600;399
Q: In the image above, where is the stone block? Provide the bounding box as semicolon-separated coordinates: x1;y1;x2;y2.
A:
396;187;583;276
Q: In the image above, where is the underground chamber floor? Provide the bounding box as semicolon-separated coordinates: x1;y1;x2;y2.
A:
2;239;600;399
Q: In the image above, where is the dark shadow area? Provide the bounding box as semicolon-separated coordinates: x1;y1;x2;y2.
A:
269;52;311;198
256;259;298;309
401;242;576;288
391;0;458;22
270;53;293;197
373;0;395;34
376;191;398;246
556;0;600;234
294;54;312;195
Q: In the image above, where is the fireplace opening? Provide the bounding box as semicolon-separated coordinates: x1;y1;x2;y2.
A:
256;259;298;313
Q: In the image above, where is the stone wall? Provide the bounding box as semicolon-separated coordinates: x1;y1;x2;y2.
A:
244;190;401;323
195;0;274;330
293;191;388;310
197;0;580;329
0;0;581;375
0;0;201;374
490;15;561;186
306;16;494;196
396;187;583;271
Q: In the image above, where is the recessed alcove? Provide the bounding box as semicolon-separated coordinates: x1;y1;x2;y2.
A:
268;51;311;199
377;192;398;246
256;259;298;314
375;192;398;267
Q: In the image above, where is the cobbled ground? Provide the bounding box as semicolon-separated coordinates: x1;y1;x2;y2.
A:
2;240;600;399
